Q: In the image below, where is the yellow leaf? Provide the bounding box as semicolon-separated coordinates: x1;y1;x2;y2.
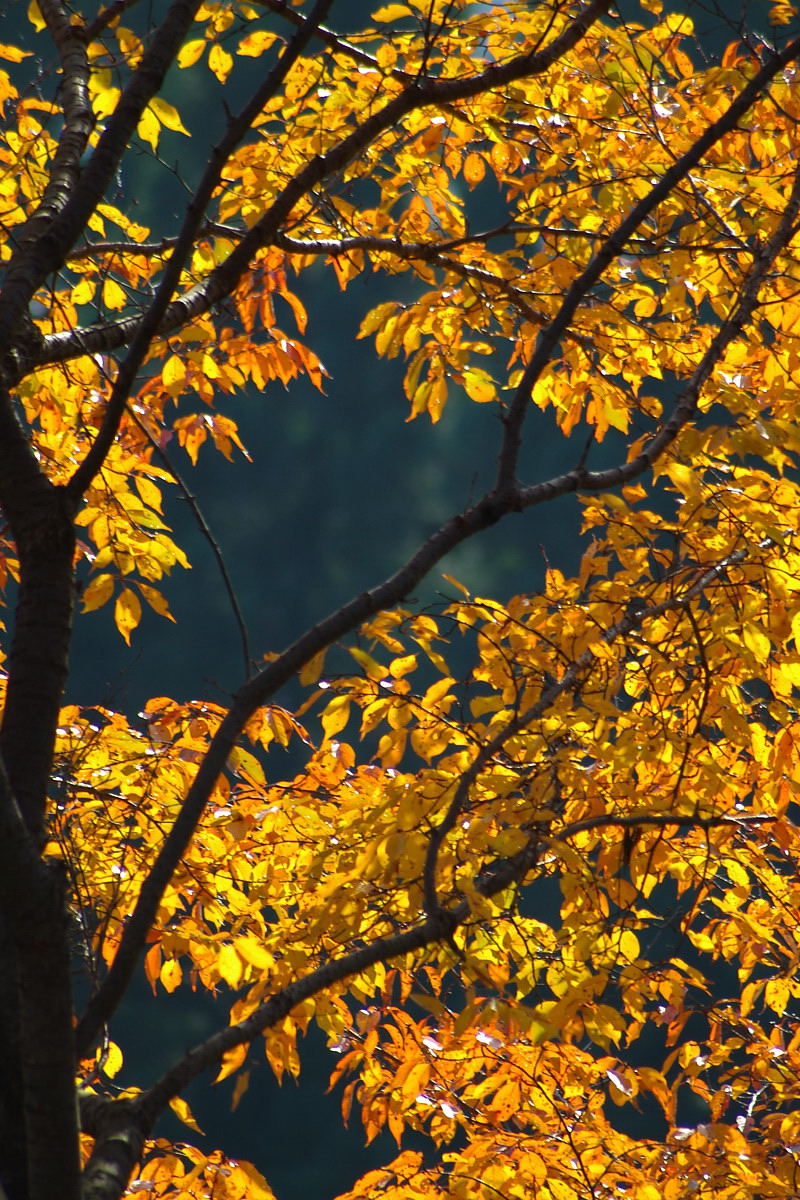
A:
376;43;397;70
27;0;45;31
770;3;798;24
743;623;770;664
372;3;410;17
135;475;163;512
82;573;114;613
462;366;497;403
390;653;417;678
208;43;233;83
114;588;141;645
299;649;326;686
664;461;698;497
348;646;385;679
102;278;127;311
102;1041;123;1079
237;30;278;56
168;1095;204;1135
400;1060;429;1105
0;44;31;63
218;943;243;989
136;105;160;151
618;929;640;962
233;1161;273;1200
160;958;182;993
463;152;486;186
726;859;749;888
765;977;790;1014
71;278;95;306
162;353;186;397
216;1043;247;1083
441;572;470;597
149;96;190;136
137;583;174;622
177;38;206;68
359;302;397;339
90;77;121;120
227;744;265;785
321;694;351;742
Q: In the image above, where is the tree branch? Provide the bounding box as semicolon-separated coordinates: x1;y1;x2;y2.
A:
130;410;252;679
514;153;800;509
83;0;144;44
554;811;770;843
128;540;774;1125
17;0;93;250
0;382;75;834
79;1098;149;1200
422;535;775;918
0;757;81;1200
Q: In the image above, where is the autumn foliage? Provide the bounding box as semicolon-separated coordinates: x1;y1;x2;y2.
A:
4;0;800;1197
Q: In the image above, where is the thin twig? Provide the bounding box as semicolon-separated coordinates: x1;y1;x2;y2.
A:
130;411;252;680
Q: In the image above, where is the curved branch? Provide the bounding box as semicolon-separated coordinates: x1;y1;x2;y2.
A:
130;411;252;679
74;487;511;1055
515;153;800;508
553;811;770;843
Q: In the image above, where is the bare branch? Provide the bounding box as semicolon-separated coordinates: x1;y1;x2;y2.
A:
130;411;252;679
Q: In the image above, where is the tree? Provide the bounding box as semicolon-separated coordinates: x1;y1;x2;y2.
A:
4;0;800;1196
